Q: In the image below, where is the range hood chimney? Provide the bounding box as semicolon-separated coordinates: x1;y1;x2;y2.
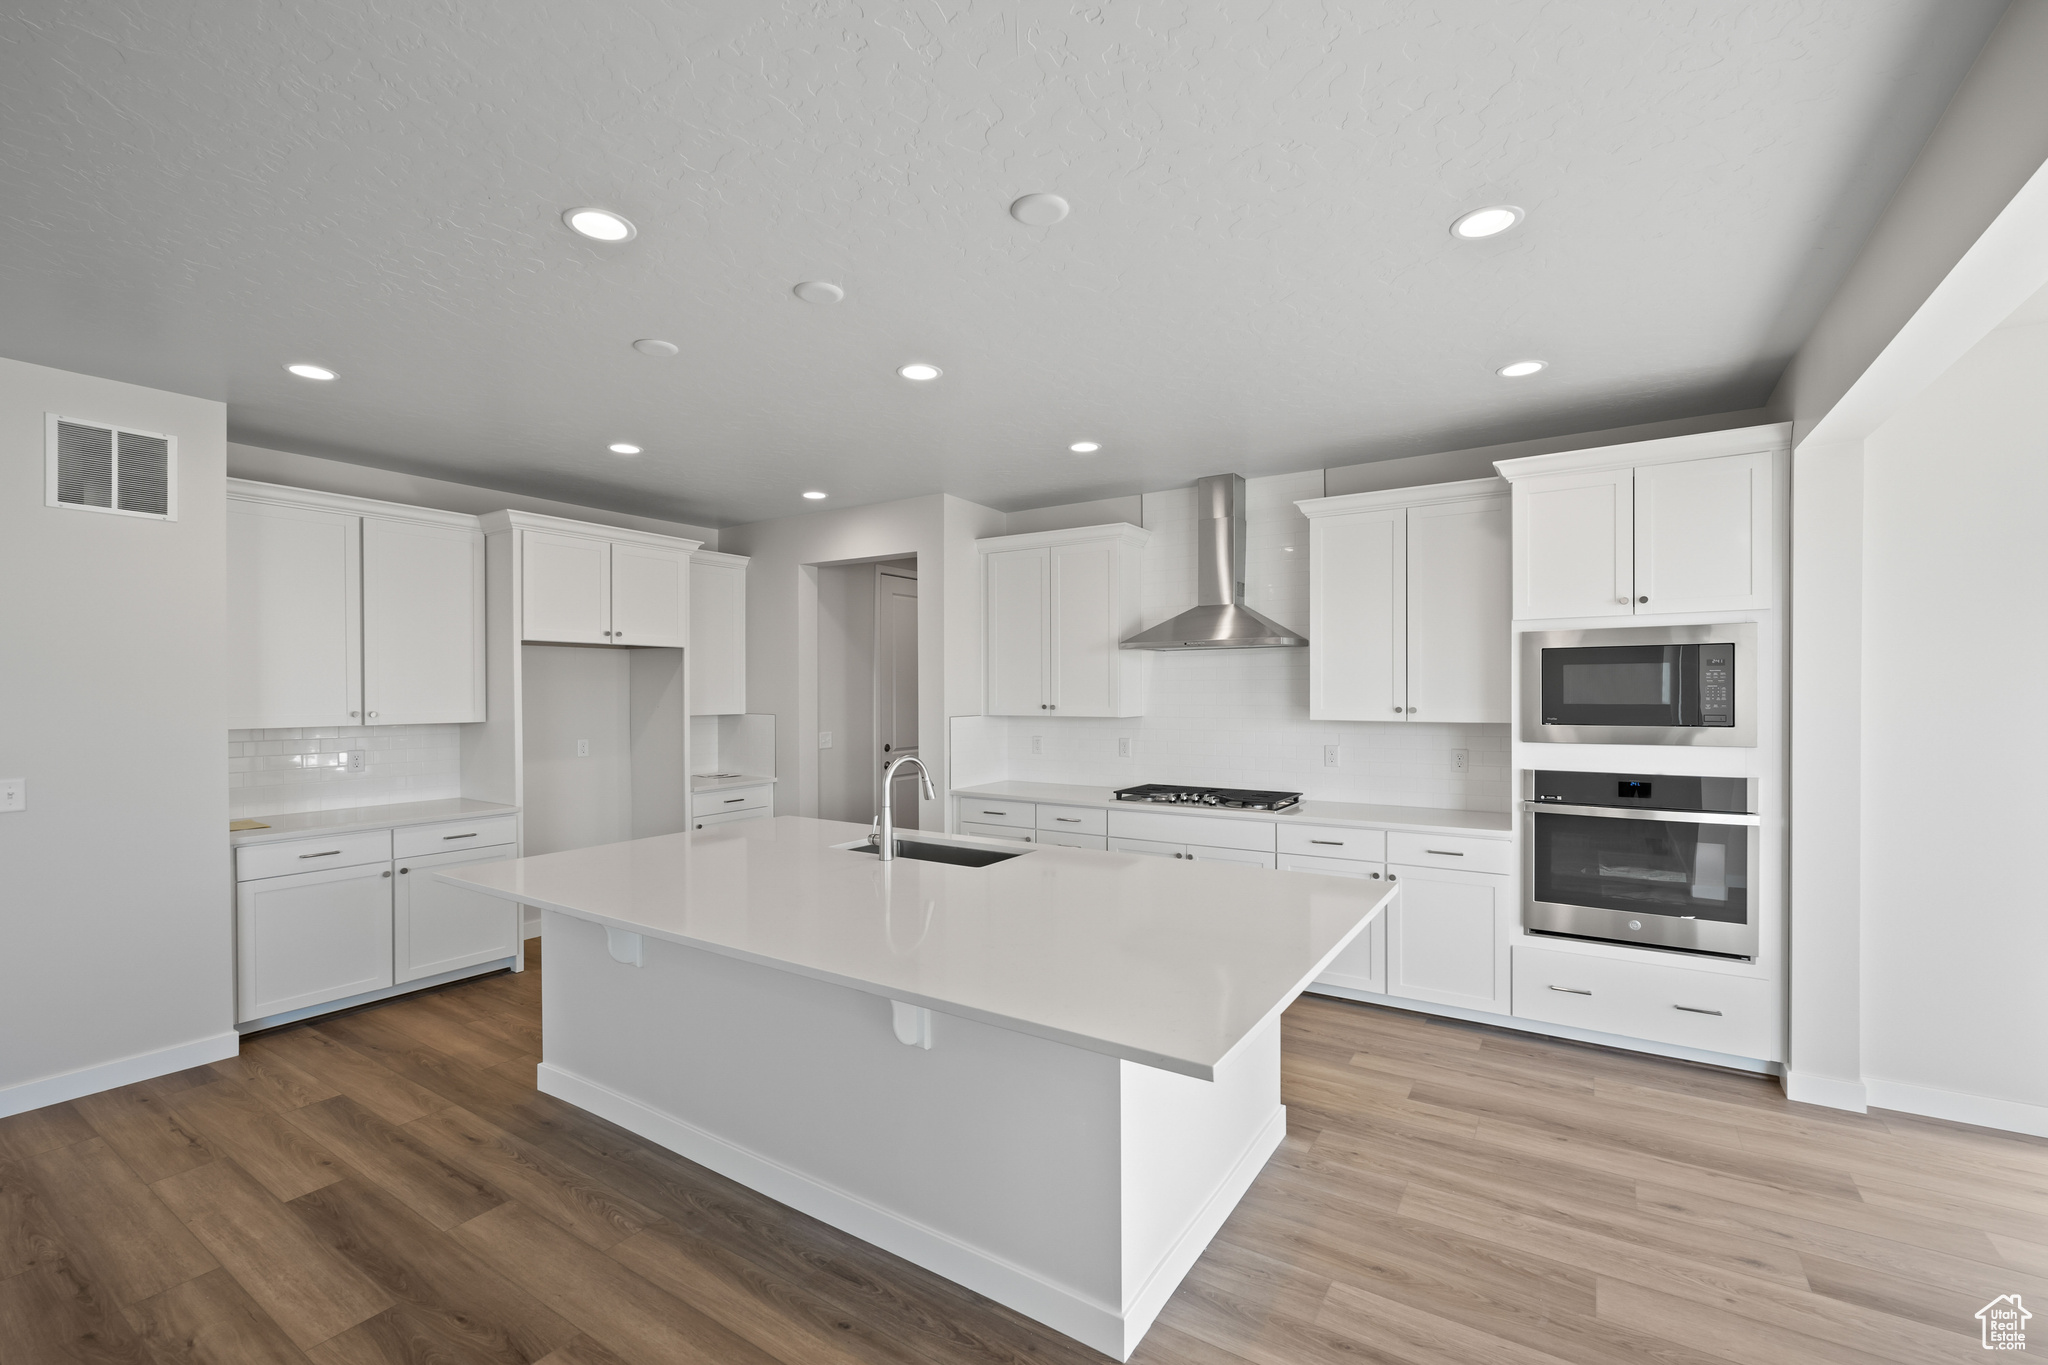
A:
1120;474;1309;650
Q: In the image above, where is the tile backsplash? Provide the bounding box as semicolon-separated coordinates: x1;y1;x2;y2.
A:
228;725;463;818
999;469;1511;812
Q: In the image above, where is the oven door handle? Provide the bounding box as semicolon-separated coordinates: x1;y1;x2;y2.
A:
1522;801;1761;826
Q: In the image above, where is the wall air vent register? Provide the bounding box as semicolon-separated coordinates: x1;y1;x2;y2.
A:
45;414;177;520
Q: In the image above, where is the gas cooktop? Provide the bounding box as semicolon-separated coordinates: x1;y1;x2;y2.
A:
1112;784;1303;812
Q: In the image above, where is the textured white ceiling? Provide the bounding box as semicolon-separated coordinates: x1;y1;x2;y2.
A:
0;1;2004;525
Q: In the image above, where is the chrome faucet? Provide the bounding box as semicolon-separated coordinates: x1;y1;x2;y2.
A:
875;755;937;862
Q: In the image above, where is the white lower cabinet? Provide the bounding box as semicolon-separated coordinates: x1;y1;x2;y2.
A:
1512;944;1782;1060
1385;864;1512;1014
1107;836;1275;868
394;844;519;984
1281;853;1389;992
1036;829;1108;850
237;861;395;1021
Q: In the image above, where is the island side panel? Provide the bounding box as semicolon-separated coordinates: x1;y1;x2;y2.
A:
537;909;1129;1343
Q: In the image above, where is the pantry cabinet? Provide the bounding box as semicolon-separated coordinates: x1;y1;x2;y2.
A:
979;524;1149;717
1296;479;1509;724
689;550;749;715
227;483;485;729
516;520;691;647
1497;430;1781;622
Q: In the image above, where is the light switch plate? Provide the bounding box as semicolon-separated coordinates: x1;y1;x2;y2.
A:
1118;737;1133;759
1030;736;1043;755
0;778;22;812
818;731;833;749
576;739;590;757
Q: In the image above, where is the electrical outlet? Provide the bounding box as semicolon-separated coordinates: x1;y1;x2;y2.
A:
818;731;833;749
576;739;590;757
1324;744;1340;768
0;778;23;812
1118;737;1133;759
345;750;366;773
1030;735;1043;755
1452;749;1469;772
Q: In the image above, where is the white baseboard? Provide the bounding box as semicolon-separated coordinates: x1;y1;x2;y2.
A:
1117;1105;1287;1358
1782;1069;1870;1112
539;1063;1128;1356
1867;1078;2048;1139
0;1030;240;1120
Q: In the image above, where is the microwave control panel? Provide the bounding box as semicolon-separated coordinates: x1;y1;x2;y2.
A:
1699;647;1734;726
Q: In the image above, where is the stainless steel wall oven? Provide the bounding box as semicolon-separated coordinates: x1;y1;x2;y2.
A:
1523;770;1759;959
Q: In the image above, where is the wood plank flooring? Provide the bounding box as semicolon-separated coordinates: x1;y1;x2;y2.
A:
3;939;2039;1364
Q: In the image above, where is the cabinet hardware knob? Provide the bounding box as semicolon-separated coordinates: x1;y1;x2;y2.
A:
367;711;378;718
1618;596;1630;604
349;711;359;718
399;867;409;874
1388;873;1398;881
1370;872;1380;878
1407;707;1417;713
1638;596;1648;604
615;630;623;637
1392;707;1401;713
382;870;391;878
1049;704;1056;710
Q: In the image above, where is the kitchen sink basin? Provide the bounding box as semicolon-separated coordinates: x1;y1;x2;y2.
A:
842;838;1028;868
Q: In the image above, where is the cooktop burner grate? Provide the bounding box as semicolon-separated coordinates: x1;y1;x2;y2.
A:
1112;784;1303;812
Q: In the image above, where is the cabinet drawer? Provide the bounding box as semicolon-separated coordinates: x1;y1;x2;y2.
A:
1513;944;1782;1061
394;816;517;859
959;800;1034;829
1106;810;1274;851
1036;829;1107;850
693;807;768;830
960;822;1034;843
1387;830;1512;875
238;830;393;882
1277;824;1386;860
692;786;771;818
1277;852;1387;881
1189;845;1275;869
1036;804;1107;836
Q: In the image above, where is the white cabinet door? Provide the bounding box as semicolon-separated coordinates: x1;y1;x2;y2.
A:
362;517;485;725
1108;836;1184;859
688;559;746;715
236;862;393;1021
394;844;519;984
1634;452;1771;615
1385;865;1511;1014
611;542;689;647
986;547;1048;715
1513;468;1634;621
1308;506;1405;720
1406;495;1510;724
1280;853;1388;992
227;501;362;729
522;530;611;643
1188;845;1277;869
1050;541;1116;715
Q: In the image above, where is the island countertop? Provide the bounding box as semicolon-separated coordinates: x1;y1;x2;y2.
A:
437;814;1390;1080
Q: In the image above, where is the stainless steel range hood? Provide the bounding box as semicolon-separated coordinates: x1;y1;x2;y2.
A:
1120;474;1308;650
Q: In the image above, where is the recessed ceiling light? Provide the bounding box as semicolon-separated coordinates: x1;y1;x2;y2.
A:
1451;205;1524;239
285;363;337;381
802;490;828;500
1497;360;1547;378
563;207;636;242
632;338;679;356
1009;193;1070;226
792;281;844;304
608;443;642;455
1069;441;1100;453
897;363;941;381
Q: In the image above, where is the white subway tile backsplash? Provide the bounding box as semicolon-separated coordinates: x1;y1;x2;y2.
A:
227;723;463;818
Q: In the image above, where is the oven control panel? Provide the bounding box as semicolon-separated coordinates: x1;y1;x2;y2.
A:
1699;648;1734;727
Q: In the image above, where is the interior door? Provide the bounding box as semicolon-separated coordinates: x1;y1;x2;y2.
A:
878;569;920;830
1308;507;1405;720
394;844;520;983
1050;541;1114;715
226;500;362;729
985;548;1048;715
610;543;689;647
522;530;611;643
1513;469;1634;620
1406;496;1510;724
1634;452;1771;614
362;517;485;725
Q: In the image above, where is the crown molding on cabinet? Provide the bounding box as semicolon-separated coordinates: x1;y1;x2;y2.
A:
975;521;1151;554
1294;476;1507;520
690;548;750;568
1492;422;1790;482
226;477;483;529
479;508;704;552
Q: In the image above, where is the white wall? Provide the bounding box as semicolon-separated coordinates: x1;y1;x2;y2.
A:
816;563;878;823
0;356;236;1115
519;645;632;856
1855;319;2048;1127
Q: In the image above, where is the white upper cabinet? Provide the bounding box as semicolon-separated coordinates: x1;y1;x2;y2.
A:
509;519;699;647
228;483;486;729
1497;427;1784;622
688;551;749;716
362;516;485;725
979;524;1148;717
228;498;362;730
520;530;612;643
1297;480;1508;725
609;542;689;647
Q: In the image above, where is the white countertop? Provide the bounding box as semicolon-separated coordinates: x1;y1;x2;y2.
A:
438;814;1390;1080
951;781;1512;838
230;798;519;847
690;773;777;793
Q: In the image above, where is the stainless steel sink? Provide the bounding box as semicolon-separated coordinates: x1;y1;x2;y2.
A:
844;838;1028;868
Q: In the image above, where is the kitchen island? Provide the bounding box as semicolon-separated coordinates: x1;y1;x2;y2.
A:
438;815;1390;1359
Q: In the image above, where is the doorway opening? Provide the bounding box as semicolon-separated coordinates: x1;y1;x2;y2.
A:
816;558;920;827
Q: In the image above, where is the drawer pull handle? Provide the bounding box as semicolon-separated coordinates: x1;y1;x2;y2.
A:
1310;839;1344;845
1549;985;1592;995
299;850;343;859
982;810;1006;815
1674;1005;1723;1016
1424;849;1464;857
442;832;479;840
724;797;746;804
1055;817;1081;823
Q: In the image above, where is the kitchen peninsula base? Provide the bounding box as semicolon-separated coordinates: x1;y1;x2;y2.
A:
537;906;1284;1359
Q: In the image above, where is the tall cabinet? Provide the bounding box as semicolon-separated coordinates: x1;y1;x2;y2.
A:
688;549;749;716
978;524;1150;717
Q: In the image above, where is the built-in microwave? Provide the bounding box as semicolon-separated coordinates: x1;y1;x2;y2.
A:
1520;623;1756;747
